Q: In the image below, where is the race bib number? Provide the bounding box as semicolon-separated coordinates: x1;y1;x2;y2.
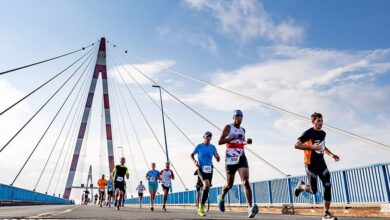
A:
150;177;156;181
202;165;212;173
116;176;124;182
162;182;170;187
226;155;240;165
99;189;105;192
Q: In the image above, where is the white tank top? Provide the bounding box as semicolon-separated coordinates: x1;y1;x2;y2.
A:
225;124;245;149
160;169;173;187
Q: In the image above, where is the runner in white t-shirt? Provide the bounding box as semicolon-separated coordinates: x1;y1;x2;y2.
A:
136;181;146;208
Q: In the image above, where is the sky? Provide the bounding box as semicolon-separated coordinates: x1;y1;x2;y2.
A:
0;0;390;201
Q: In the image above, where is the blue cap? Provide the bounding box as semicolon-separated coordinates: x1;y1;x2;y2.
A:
233;110;243;118
203;131;212;137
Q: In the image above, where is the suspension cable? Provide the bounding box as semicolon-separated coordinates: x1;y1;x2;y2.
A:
46;69;92;194
109;57;189;190
111;49;286;176
107;59;149;170
109;44;390;151
0;41;97;76
11;47;97;186
108;70;140;181
110;51;226;180
0;46;97;117
0;45;96;153
33;48;96;191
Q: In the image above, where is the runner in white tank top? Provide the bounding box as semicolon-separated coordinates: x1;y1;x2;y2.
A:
160;162;174;211
217;110;259;218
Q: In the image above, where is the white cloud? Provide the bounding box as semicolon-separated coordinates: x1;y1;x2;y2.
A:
110;60;176;85
156;25;219;55
184;0;304;43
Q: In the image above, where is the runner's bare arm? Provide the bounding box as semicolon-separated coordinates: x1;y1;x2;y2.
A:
218;125;232;145
324;147;340;161
295;140;321;151
191;153;200;167
214;151;220;162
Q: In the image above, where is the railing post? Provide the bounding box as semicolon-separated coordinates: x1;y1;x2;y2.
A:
342;170;351;204
381;165;390;203
287;177;293;205
268;180;273;204
252;182;257;204
238;185;242;205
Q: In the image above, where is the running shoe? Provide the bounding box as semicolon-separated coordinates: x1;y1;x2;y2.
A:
322;211;337;220
294;181;305;197
217;194;225;212
198;204;206;217
248;204;259;218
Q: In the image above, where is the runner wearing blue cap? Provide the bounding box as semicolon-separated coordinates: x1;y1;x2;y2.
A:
191;131;220;216
217;110;259;218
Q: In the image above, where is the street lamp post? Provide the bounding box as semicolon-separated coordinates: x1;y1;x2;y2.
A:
152;85;169;162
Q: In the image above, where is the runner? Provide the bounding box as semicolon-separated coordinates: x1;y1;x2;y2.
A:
94;193;98;205
217;110;259;218
111;157;129;210
106;177;114;207
97;174;107;207
160;162;174;212
136;181;146;208
191;131;220;216
294;112;340;220
146;162;160;211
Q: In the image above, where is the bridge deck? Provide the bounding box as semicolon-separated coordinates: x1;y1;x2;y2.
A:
0;205;386;219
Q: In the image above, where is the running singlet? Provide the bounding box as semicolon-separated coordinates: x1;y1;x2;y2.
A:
107;180;113;191
192;143;217;173
160;169;174;187
136;184;146;193
298;128;327;165
113;165;129;182
146;170;160;183
97;179;107;190
225;124;245;165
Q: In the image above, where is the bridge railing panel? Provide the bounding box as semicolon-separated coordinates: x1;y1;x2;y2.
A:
0;184;71;204
124;163;390;206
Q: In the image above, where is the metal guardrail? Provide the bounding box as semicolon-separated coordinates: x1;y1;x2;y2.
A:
125;163;390;205
0;184;71;205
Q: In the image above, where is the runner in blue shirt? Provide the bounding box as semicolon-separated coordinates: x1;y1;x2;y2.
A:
106;178;114;207
191;131;220;217
145;162;160;211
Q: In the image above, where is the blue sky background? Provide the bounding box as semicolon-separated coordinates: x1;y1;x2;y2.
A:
1;0;390;200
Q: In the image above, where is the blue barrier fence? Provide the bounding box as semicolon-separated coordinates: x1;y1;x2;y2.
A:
0;184;71;205
125;163;390;205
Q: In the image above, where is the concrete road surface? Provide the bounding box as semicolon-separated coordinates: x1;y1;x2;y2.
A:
0;205;385;219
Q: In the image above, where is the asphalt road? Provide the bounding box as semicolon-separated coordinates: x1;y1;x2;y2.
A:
0;205;385;219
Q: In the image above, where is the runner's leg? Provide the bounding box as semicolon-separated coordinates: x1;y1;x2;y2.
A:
221;173;235;199
238;167;253;206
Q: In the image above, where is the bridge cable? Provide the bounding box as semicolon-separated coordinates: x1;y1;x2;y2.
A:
109;56;189;190
33;47;97;191
109;51;226;181
107;55;149;170
0;41;97;76
0;46;97;117
0;45;96;153
111;49;286;176
11;46;97;186
109;43;390;151
45;66;93;194
107;68;140;182
108;76;139;197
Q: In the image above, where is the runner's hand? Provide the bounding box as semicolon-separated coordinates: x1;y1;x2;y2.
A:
311;143;321;151
194;161;200;168
332;154;340;162
246;138;252;144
